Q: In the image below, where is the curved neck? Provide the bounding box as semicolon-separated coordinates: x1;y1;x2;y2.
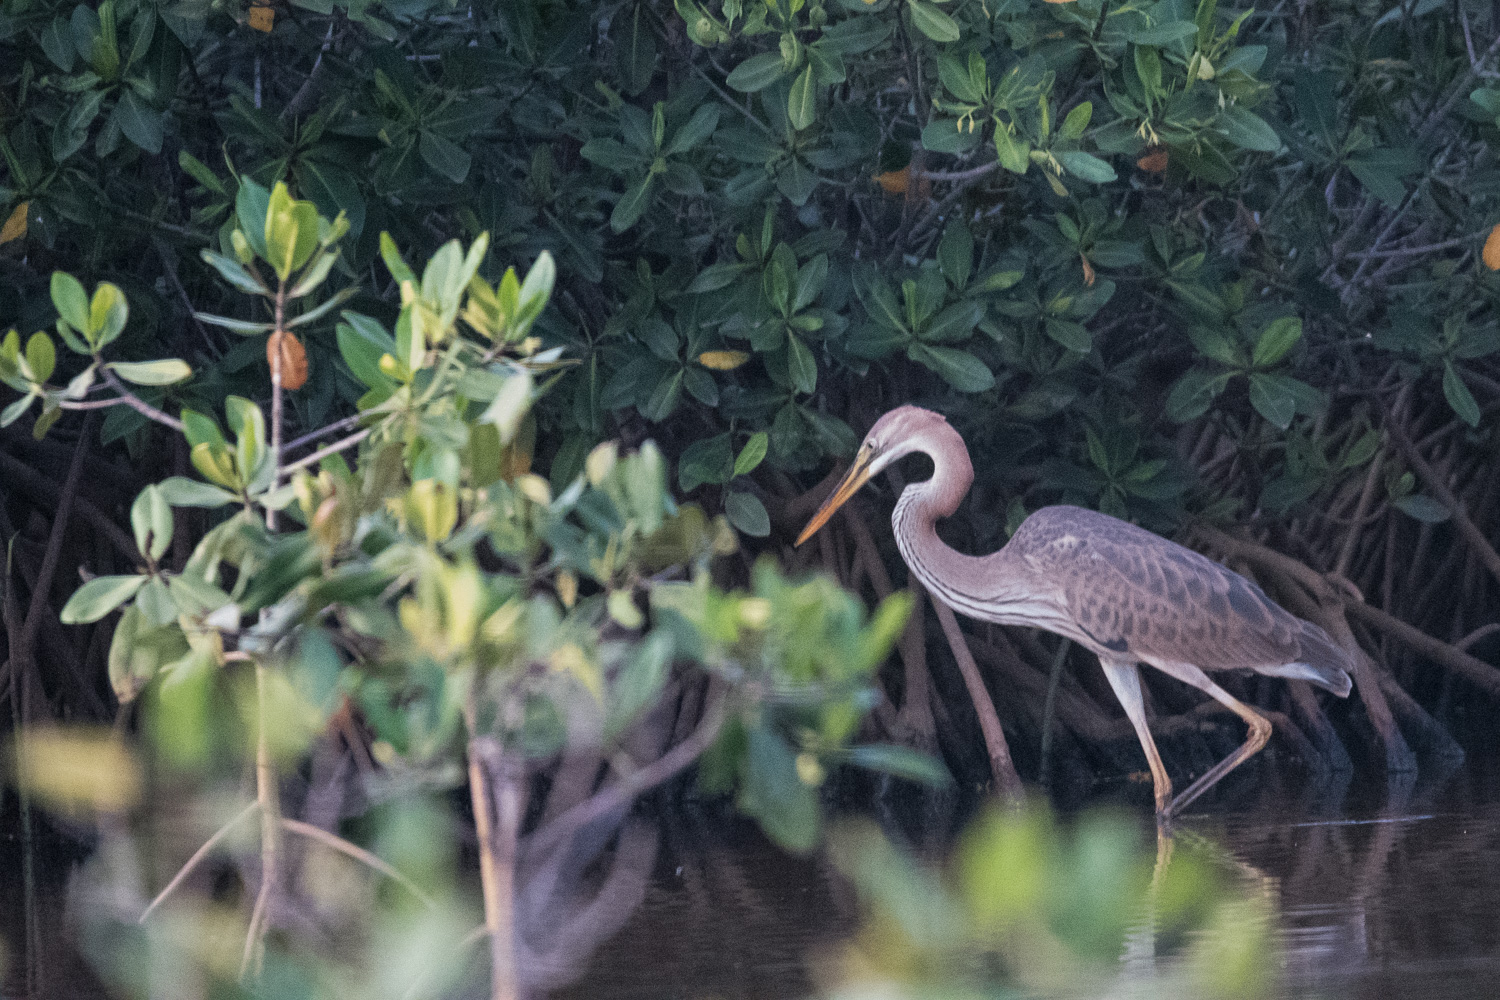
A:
890;428;985;600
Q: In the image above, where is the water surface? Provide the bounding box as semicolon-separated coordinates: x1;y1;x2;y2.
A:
560;762;1500;1000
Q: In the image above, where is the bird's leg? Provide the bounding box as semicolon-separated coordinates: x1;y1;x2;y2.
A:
1099;660;1173;817
1160;665;1273;819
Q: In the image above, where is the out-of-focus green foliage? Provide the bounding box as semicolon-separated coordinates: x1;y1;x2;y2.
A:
820;805;1274;1000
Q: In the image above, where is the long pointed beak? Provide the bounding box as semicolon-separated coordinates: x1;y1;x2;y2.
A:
795;452;874;547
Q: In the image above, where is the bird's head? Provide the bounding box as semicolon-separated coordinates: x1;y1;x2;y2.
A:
795;405;955;546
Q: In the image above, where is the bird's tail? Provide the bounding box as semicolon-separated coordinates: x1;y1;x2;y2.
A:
1258;623;1354;697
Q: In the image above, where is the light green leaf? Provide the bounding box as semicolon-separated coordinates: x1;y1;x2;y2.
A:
726;52;786;93
157;476;237;508
110;359;192;385
1252;316;1302;367
60;574;147;624
993;123;1030;174
200;251;269;295
734;432;769;477
1060;101;1092;139
26;332;55;384
788;64;816;131
1056;150;1117;183
787;334;817;394
51;272;90;334
90;282;129;348
131;485;173;562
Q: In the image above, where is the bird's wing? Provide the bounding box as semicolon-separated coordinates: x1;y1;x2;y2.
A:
1009;508;1306;670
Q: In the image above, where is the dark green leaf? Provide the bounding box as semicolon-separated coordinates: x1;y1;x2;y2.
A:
1444;362;1482;427
113;88;164;154
1217;105;1279;152
1248;372;1296;429
845;745;953;787
611;176;655;232
907;343;994;392
679;433;734;491
724;490;770;537
908;0;961;43
1394;494;1451;523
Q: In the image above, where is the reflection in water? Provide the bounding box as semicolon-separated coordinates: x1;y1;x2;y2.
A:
563;761;1500;1000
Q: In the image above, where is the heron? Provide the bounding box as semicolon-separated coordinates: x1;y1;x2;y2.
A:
796;405;1354;820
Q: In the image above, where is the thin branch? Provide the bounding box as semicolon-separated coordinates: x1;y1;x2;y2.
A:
279;818;437;909
140;802;260;923
101;368;185;432
918;160;1000;183
283;412;364;454
280;428;371;476
1347;231;1486;260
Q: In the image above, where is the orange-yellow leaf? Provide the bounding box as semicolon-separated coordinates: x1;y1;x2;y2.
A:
248;3;274;31
1081;254;1096;288
1484;224;1500;271
1137;147;1169;173
1043;0;1078;4
267;329;308;390
698;350;750;370
0;202;28;245
874;166;910;195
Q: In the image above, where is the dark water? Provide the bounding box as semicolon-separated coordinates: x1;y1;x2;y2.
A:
558;763;1500;1000
6;761;1500;998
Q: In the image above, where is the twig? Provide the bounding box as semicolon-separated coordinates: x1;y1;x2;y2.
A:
283;412;364;454
280;428;371;476
101;368;185;432
918;161;1000;183
1456;622;1500;652
928;595;1024;806
1347;232;1486;259
140;802;260;923
279;818;437;909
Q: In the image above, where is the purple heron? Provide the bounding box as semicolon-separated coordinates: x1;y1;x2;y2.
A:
797;406;1353;819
